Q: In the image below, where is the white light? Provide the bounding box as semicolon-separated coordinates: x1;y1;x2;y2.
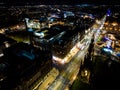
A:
34;32;44;38
61;60;65;64
52;56;62;62
0;53;4;57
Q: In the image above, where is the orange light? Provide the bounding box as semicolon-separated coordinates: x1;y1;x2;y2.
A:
104;22;109;25
109;27;112;30
112;22;118;26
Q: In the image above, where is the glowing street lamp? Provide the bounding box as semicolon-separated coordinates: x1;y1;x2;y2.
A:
112;22;118;26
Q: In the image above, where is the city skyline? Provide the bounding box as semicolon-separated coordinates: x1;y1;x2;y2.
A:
0;5;120;90
0;0;120;5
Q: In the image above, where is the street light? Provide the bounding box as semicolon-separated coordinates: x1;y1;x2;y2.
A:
112;22;118;26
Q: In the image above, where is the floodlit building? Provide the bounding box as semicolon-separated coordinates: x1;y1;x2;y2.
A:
31;24;67;52
52;30;80;59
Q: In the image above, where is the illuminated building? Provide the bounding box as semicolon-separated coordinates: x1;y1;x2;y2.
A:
52;30;80;58
31;24;67;51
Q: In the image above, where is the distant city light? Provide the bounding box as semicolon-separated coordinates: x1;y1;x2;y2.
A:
102;48;113;54
34;32;45;38
28;28;33;32
107;9;111;16
112;22;118;26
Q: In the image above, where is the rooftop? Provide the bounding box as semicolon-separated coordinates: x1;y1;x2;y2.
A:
33;24;69;40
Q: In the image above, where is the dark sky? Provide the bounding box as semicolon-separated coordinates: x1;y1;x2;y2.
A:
0;0;119;5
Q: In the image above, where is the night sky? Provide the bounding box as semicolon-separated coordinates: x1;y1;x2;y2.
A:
0;0;119;5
